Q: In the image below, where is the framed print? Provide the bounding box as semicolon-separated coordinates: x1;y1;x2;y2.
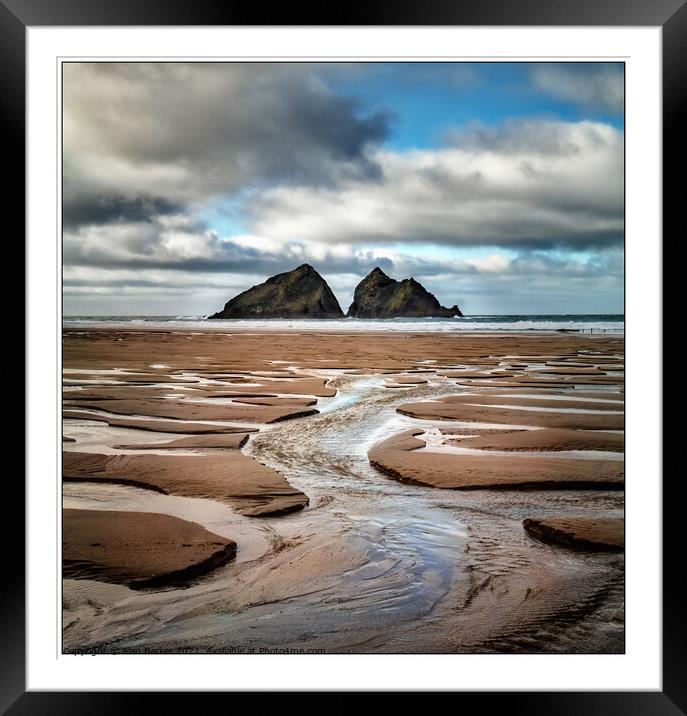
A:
11;0;674;709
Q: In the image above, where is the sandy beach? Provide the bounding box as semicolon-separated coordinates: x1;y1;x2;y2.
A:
62;327;624;654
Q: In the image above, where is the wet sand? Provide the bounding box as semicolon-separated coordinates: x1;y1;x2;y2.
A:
63;328;623;373
62;327;624;654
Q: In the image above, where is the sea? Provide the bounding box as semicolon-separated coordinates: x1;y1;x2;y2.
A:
63;314;624;334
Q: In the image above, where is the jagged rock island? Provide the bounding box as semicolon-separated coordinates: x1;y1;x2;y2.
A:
347;267;463;318
209;263;344;319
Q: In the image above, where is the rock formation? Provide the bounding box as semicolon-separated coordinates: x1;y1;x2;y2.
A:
347;267;462;318
209;264;344;319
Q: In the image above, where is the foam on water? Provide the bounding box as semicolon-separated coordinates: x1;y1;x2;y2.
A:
64;314;625;334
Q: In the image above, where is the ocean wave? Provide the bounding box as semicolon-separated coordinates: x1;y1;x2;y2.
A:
63;315;624;334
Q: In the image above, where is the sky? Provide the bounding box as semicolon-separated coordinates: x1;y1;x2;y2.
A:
62;62;624;316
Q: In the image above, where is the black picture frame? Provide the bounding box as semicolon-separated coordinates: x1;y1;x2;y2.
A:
8;0;672;709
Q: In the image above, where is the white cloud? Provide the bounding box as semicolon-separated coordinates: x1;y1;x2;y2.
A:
463;254;511;273
248;120;623;249
63;215;221;268
229;235;289;254
530;63;624;114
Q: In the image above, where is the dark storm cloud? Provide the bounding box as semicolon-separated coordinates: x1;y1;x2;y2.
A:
64;64;623;263
63;194;184;230
63;63;392;211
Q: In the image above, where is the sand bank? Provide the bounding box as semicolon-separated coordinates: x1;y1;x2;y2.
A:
63;451;309;516
397;396;623;430
113;433;250;450
523;517;624;550
368;429;623;489
63;409;255;434
65;397;318;424
446;428;624;452
63;509;236;588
